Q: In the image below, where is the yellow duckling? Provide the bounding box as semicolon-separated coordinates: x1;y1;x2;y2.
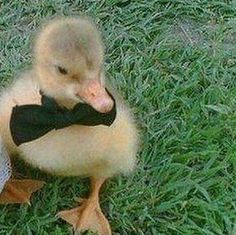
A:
0;17;139;235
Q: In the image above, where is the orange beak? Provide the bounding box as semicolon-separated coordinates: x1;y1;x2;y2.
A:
76;80;114;113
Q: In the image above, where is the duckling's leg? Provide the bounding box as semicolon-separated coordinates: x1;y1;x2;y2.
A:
0;179;45;204
58;177;111;235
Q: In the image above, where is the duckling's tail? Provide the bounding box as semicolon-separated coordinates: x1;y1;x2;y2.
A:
0;136;11;193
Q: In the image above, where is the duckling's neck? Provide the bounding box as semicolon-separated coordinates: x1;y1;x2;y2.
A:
54;98;78;110
36;76;79;110
40;90;79;110
39;89;78;110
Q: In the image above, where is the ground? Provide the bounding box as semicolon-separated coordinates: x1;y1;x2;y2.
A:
0;0;236;234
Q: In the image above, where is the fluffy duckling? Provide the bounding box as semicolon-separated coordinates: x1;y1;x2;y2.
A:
0;17;139;235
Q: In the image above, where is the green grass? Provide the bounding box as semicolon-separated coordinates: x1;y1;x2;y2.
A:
1;0;236;234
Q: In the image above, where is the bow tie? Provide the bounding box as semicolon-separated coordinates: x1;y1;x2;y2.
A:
10;90;117;146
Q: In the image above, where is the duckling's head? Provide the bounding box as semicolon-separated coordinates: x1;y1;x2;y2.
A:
34;17;113;113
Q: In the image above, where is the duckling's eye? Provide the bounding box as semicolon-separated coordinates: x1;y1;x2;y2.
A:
57;66;68;75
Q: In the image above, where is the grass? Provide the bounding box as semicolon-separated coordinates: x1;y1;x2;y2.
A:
1;0;236;234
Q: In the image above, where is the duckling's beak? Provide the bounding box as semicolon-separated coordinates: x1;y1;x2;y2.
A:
76;80;114;113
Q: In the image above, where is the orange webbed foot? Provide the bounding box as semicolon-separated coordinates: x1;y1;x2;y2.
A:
58;198;111;235
0;179;45;205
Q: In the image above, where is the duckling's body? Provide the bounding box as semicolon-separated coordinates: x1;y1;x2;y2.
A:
0;17;139;235
0;71;137;178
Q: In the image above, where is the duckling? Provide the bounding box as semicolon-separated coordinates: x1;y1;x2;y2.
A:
0;17;139;235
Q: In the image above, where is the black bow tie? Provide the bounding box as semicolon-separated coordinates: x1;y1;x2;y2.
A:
10;90;117;146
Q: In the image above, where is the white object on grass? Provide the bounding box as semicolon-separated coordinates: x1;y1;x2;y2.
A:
0;137;11;193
